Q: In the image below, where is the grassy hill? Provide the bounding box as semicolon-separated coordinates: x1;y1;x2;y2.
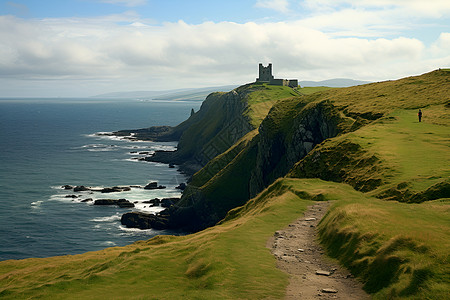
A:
1;70;449;299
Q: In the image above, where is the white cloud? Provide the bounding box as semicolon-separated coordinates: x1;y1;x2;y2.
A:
430;32;450;58
0;14;445;97
302;0;450;18
255;0;290;13
100;0;147;7
298;0;450;38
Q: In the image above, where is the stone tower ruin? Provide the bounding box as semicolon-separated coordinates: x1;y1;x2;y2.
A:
256;63;298;88
257;63;274;82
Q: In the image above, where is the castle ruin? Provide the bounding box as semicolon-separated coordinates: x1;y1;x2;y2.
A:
256;63;298;88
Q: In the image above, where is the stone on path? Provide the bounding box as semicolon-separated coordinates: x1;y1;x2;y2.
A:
316;270;331;276
322;288;338;293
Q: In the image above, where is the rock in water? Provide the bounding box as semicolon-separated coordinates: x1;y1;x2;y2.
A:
144;182;166;190
121;212;168;230
74;185;89;192
117;199;135;208
160;198;180;208
94;199;119;205
175;183;186;190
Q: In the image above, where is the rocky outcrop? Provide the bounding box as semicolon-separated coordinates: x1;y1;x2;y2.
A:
94;199;135;208
121;212;169;230
109;125;178;141
144;182;166;190
101;186;131;193
73;185;89;192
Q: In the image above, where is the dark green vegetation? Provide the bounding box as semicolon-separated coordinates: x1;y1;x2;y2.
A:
1;70;449;299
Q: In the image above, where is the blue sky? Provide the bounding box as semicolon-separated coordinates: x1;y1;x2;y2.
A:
1;0;449;97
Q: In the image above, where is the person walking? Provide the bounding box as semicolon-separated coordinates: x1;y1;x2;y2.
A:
418;109;423;122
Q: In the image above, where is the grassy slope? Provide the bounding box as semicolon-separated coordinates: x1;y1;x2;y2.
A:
1;179;447;299
1;70;449;299
0;180;312;299
318;191;449;299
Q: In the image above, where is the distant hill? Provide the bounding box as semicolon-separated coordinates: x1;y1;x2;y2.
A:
300;78;371;87
92;85;238;101
92;80;369;100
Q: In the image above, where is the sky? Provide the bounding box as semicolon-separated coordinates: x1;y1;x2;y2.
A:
1;0;449;97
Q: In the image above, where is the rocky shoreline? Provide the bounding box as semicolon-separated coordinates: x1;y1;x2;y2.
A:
89;130;196;231
60;176;186;230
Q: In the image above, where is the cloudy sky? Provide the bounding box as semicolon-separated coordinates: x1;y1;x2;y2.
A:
1;0;449;97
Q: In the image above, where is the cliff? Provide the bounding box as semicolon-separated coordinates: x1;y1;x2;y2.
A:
115;83;298;174
120;70;449;232
1;70;449;299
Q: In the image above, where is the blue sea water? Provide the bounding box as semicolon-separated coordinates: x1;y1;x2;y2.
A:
0;98;202;261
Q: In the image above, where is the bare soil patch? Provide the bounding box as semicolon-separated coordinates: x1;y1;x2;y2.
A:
268;201;370;299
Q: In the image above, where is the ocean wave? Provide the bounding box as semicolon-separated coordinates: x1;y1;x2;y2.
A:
85;132;125;142
91;214;121;222
118;225;154;233
99;241;117;246
31;200;43;207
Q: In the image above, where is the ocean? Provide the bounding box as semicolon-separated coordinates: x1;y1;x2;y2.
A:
0;98;202;261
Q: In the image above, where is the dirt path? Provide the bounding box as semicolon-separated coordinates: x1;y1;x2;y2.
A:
267;201;370;299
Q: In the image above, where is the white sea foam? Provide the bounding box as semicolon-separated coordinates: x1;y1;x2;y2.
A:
31;200;43;207
118;225;154;233
100;241;117;246
91;214;121;222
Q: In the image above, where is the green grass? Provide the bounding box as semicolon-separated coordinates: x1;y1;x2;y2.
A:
289;98;449;201
349;109;450;195
316;184;450;299
0;179;313;299
3;178;446;299
243;83;300;127
297;86;334;95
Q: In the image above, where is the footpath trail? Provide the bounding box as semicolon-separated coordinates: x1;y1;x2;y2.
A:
268;201;370;299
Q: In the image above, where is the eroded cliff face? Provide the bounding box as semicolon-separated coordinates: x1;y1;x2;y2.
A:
138;86;259;175
249;100;343;197
120;85;353;232
174;89;254;168
162;98;350;232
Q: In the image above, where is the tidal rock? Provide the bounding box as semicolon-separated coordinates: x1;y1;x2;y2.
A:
142;198;160;205
160;197;180;208
121;212;169;230
175;183;186;190
81;198;93;202
65;195;78;198
144;182;166;190
169;164;175;168
94;199;119;205
117;199;135;208
74;186;90;192
100;186;131;193
62;185;73;190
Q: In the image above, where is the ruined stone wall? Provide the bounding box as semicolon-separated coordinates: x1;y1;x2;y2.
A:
269;79;298;88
